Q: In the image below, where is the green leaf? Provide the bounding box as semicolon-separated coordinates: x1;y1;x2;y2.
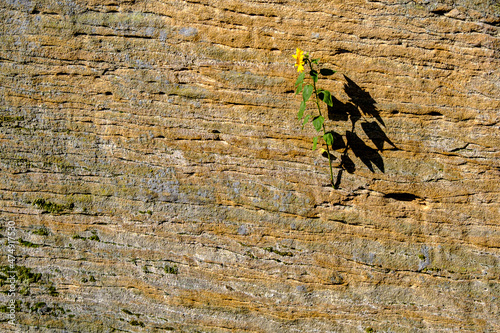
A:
320;89;333;107
320;68;336;76
295;72;305;86
312;116;324;132
323;132;334;146
310;70;318;83
311;58;320;65
302;85;313;102
302;115;310;129
295;82;303;95
312;136;318;150
297;101;306;119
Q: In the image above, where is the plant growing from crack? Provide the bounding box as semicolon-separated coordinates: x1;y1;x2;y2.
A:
293;48;337;186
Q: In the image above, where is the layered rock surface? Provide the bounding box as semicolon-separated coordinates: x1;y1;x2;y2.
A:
0;0;499;332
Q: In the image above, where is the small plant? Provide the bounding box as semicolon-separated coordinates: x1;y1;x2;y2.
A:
129;320;145;327
32;227;49;236
0;265;42;296
81;275;96;283
264;246;293;257
88;234;100;241
17;238;41;248
32;198;73;214
47;283;59;296
164;264;178;275
122;308;140;316
293;48;337;186
88;230;100;241
31;301;47;312
72;231;99;241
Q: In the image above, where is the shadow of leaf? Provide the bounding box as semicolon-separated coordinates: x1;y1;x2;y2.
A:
328;95;361;125
361;121;398;151
321;150;338;160
315;74;396;188
320;68;336;76
343;75;385;126
327;95;349;122
341;154;355;174
326;131;346;151
346;131;384;173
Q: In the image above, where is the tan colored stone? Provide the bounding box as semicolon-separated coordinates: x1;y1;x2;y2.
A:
0;0;499;332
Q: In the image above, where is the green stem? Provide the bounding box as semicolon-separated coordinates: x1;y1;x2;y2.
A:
306;59;335;187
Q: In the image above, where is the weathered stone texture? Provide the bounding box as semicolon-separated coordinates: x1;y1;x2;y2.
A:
0;0;499;332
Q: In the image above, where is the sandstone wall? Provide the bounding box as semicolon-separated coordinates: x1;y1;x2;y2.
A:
0;0;499;332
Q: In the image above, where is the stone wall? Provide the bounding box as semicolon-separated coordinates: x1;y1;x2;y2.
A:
0;0;499;331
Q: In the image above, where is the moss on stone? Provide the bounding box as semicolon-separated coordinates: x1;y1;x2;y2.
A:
32;198;74;214
32;227;49;236
17;238;41;248
0;115;24;122
164;264;178;275
264;247;294;257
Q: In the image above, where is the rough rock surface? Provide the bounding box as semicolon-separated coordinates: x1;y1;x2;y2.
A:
0;0;499;332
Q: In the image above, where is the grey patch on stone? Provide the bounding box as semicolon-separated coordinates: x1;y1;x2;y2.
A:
418;245;431;271
296;285;307;292
237;225;248;235
159;30;168;42
179;27;198;37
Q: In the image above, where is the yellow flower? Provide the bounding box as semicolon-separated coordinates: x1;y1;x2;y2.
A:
292;48;305;72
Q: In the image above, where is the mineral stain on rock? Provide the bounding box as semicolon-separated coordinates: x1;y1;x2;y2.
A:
0;0;499;332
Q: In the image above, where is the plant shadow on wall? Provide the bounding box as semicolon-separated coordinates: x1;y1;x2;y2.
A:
293;48;397;189
330;75;398;188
